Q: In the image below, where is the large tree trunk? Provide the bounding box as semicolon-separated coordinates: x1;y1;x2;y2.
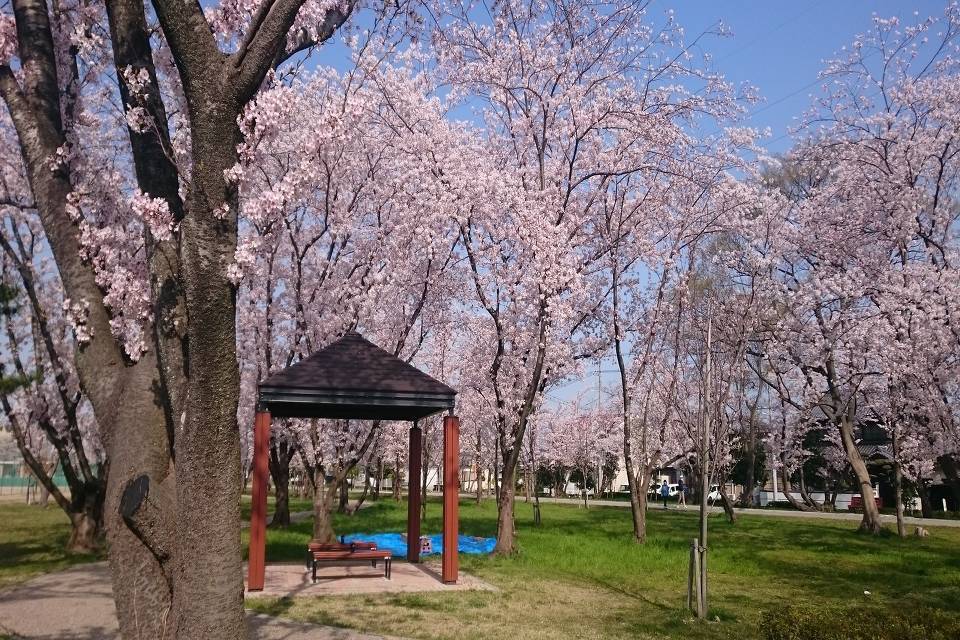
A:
0;10;177;631
493;463;516;554
312;471;338;543
4;0;355;636
628;467;650;543
917;482;933;518
798;468;824;511
475;462;483;505
836;413;882;534
894;462;906;538
169;93;245;637
372;457;383;502
393;454;402;502
718;484;737;524
106;361;176;640
66;486;105;554
269;447;291;528
739;435;757;508
779;468;814;512
338;476;349;514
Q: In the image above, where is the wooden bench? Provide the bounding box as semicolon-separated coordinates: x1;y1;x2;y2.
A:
305;540;377;570
307;541;377;552
309;549;393;581
849;496;883;511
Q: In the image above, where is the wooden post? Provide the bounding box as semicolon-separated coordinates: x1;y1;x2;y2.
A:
442;415;460;584
687;537;703;617
407;423;423;563
247;409;270;591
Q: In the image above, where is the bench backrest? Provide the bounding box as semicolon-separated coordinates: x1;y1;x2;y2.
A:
307;541;377;552
311;549;391;559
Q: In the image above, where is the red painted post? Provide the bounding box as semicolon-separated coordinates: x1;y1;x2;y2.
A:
247;410;270;591
407;424;423;563
442;415;460;584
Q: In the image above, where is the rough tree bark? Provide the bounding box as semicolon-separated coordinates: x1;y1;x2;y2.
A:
2;0;356;635
797;468;824;511
836;410;882;533
717;483;737;524
392;455;403;502
372;456;383;502
1;3;175;634
495;462;517;551
268;439;294;527
779;467;814;512
312;470;337;543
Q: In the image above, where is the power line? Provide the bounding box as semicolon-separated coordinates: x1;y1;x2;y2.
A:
714;0;827;65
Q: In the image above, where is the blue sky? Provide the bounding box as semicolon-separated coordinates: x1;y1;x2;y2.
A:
676;1;949;153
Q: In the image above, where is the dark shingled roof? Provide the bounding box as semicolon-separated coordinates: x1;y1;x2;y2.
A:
258;332;456;421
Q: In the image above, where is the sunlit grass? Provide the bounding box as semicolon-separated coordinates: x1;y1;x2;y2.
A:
0;502;101;589
246;497;960;639
4;494;957;638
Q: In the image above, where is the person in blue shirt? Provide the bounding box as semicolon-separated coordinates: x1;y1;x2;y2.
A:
660;480;670;509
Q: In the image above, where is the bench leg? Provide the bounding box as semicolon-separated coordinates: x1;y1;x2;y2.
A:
385;558;391;580
312;560;317;583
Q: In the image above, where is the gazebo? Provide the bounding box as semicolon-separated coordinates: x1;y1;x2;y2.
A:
247;331;460;591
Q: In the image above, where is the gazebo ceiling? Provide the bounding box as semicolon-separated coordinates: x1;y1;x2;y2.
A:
258;332;456;422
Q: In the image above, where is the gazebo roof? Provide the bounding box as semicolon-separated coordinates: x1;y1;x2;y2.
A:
258;332;456;421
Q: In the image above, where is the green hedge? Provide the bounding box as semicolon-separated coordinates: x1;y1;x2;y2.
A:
759;605;960;640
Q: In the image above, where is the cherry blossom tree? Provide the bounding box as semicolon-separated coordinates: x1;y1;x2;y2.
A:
231;45;464;541
427;0;768;555
0;202;105;551
543;395;619;508
0;0;358;634
738;6;960;533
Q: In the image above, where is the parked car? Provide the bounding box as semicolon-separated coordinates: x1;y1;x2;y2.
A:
648;483;679;498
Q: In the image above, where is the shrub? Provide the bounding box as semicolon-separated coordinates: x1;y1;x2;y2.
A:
759;604;960;640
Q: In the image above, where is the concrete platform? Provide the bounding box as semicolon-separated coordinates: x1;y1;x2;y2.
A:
245;561;495;599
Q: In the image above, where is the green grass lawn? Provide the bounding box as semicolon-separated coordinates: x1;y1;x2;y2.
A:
0;502;101;589
246;498;960;640
3;497;958;639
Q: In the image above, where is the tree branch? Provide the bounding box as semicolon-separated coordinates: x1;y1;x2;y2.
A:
149;0;221;87
231;0;356;103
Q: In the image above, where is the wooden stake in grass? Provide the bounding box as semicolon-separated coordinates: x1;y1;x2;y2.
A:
687;537;702;617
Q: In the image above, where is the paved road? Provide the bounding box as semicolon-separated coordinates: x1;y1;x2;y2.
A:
0;563;403;640
520;495;960;528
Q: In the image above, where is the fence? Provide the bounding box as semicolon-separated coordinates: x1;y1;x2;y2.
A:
0;460;69;499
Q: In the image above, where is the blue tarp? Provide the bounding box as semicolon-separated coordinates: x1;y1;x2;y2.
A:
341;532;496;556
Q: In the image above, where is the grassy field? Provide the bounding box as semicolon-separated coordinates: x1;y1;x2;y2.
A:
3;497;959;639
245;498;960;640
0;502;100;590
